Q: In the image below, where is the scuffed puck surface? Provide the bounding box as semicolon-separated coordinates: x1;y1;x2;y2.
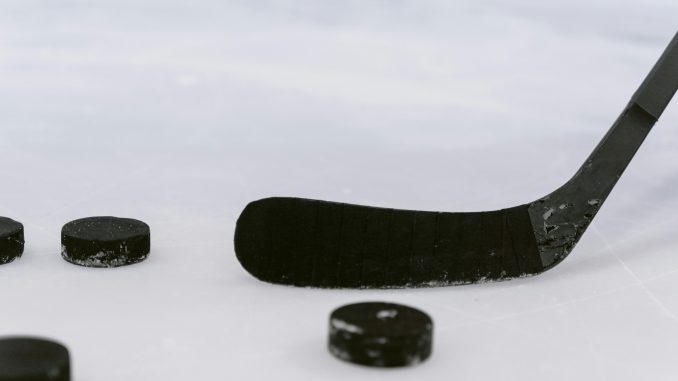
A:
328;302;433;368
0;217;24;265
61;216;150;268
0;337;70;381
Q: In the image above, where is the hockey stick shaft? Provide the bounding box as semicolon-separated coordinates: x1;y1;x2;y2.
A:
631;31;678;119
530;31;678;267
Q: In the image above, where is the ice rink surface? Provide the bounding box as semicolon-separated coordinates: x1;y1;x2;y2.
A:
1;1;677;379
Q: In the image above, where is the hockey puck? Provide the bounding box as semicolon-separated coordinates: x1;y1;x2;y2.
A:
0;217;24;265
61;216;150;268
328;302;433;367
0;337;70;381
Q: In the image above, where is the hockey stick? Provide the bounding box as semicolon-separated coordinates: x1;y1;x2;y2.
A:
235;32;678;288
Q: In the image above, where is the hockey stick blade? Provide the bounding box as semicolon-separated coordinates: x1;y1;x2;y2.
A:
235;32;678;288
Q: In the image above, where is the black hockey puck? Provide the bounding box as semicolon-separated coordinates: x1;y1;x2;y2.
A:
328;302;433;367
0;337;70;381
61;216;150;268
0;217;24;265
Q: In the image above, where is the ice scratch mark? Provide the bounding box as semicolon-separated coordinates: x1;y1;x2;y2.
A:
567;297;607;381
590;225;678;322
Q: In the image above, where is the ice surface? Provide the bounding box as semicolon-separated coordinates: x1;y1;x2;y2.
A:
0;1;677;380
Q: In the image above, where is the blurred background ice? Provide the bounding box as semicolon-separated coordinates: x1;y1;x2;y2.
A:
0;1;677;380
